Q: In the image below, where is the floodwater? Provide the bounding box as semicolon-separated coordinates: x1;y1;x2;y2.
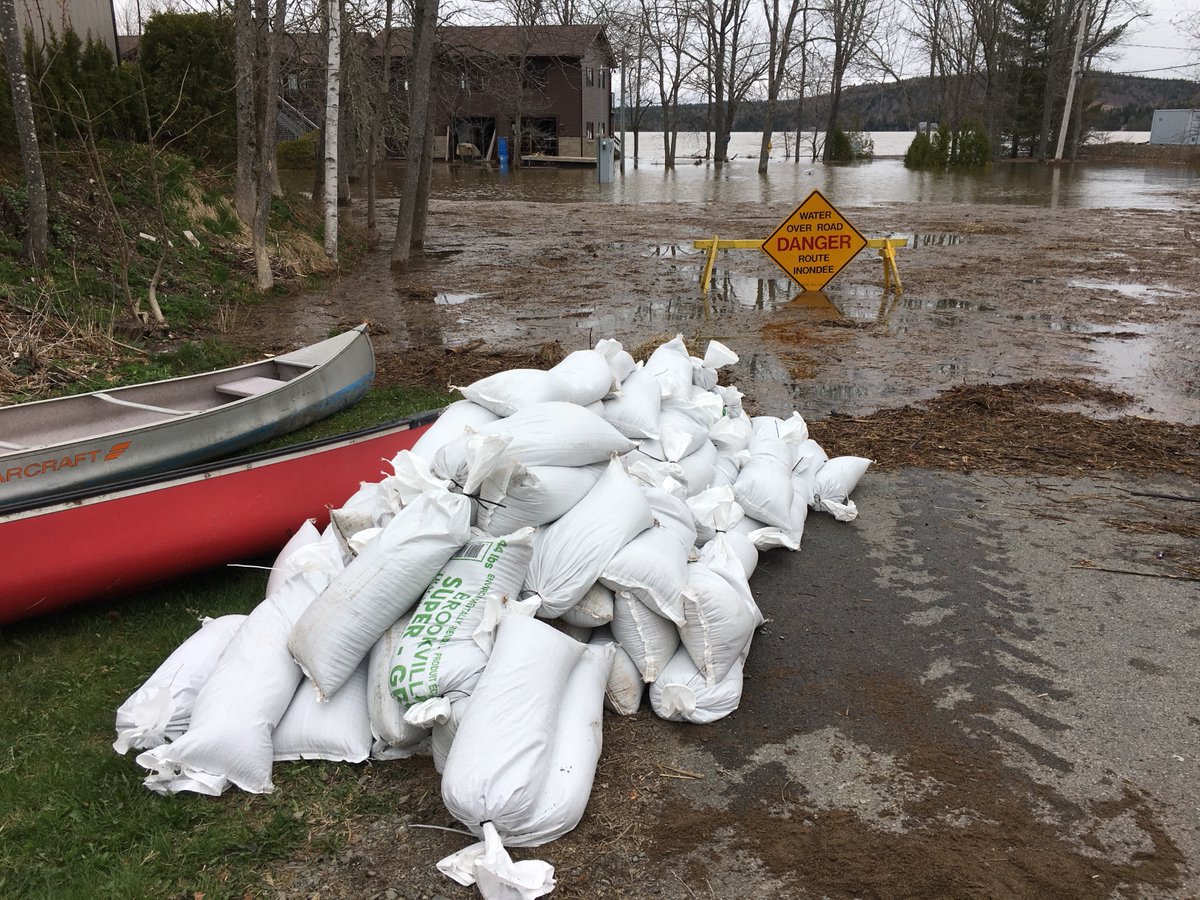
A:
267;135;1198;423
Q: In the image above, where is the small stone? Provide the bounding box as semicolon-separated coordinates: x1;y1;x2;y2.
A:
384;889;398;900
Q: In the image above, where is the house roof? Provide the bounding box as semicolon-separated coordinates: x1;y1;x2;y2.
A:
376;24;614;67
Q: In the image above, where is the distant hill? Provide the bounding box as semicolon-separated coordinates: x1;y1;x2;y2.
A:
634;73;1200;133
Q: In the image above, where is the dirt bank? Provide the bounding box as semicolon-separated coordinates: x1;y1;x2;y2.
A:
240;190;1200;898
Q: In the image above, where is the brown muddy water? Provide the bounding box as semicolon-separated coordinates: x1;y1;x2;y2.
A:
259;166;1200;424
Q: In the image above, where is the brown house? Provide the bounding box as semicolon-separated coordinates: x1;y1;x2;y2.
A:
378;24;616;162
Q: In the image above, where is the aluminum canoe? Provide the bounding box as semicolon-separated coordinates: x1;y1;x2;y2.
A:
0;410;438;626
0;325;375;513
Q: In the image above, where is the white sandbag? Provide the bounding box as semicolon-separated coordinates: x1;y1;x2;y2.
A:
691;357;718;391
709;414;754;454
679;559;760;686
454;369;573;417
688;484;744;547
752;411;810;450
734;436;796;529
663;384;724;428
732;513;801;551
523;458;652;618
441;614;587;838
677;439;718;497
367;617;430;760
600;525;688;626
600;365;661;439
477;463;603;535
645;335;694;399
559;582;615;628
378;450;454;513
811;456;872;521
265;520;323;597
643;484;698;553
273;663;371;762
501;643;612;847
711;449;743;489
650;645;746;724
113;614;247;755
473;402;638;467
549;349;618;406
637;409;708;462
595;338;636;385
389;528;535;706
703;339;739;371
437;822;556;900
426;695;469;773
289;488;473;699
137;570;332;795
544;617;595;643
611;590;680;682
591;627;644;716
716;383;745;417
411;399;501;460
700;530;759;580
791;438;830;507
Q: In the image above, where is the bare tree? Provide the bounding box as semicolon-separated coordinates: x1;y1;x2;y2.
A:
324;0;341;259
693;0;765;165
391;0;438;270
638;0;694;168
254;0;285;288
1;0;49;265
235;0;258;224
758;0;806;173
365;0;395;238
820;0;881;160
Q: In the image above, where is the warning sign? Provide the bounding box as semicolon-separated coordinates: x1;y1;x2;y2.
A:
761;189;867;292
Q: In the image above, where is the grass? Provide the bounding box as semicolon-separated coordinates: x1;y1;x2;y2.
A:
0;381;453;897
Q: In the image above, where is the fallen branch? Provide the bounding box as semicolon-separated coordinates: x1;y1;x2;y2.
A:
1123;489;1200;503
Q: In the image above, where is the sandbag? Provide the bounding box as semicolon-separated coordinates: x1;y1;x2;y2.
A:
113;614;247;755
791;438;830;507
711;450;743;489
137;569;333;795
595;338;636;385
265;520;323;597
679;559;760;686
441;614;587;838
637;409;708;462
645;335;694;399
662;384;723;428
811;456;872;521
455;369;573;416
477;463;604;535
677;439;718;497
500;643;612;847
611;590;680;682
289;488;473;699
591;627;644;716
700;530;759;580
751;411;809;450
389;528;535;705
411;399;501;460
426;695;470;774
468;402;637;467
732;513;801;551
650;645;746;724
549;349;618;406
734;436;796;529
687;485;744;547
709;413;754;454
523;458;652;618
273;664;372;762
367;617;430;760
600;525;688;626
643;484;698;553
559;582;615;628
600;365;661;439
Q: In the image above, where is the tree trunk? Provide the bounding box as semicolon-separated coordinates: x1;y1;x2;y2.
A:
254;0;285;289
366;0;395;238
411;111;438;250
391;0;438;271
323;0;341;259
234;0;257;225
1;0;49;266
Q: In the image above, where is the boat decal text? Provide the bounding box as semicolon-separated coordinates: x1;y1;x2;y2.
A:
0;442;134;485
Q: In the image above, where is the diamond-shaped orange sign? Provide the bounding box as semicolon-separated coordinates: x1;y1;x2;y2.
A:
761;189;867;292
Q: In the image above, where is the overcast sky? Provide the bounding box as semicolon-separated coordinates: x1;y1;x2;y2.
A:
1104;0;1197;77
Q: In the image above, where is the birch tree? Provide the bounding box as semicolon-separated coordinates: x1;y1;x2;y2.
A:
324;0;341;259
1;0;49;265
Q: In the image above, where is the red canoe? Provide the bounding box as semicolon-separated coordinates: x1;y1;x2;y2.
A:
0;411;438;626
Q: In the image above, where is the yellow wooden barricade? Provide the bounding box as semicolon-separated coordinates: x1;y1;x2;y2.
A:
691;236;906;295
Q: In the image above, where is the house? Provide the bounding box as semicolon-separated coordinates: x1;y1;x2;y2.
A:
1149;109;1200;146
377;24;615;162
15;0;118;59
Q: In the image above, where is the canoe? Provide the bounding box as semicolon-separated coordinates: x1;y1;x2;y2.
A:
0;325;375;513
0;410;438;626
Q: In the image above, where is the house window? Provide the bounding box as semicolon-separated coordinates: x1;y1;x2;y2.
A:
585;66;594;87
586;122;594;140
286;73;298;91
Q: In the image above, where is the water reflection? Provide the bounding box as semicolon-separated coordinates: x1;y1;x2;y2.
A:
280;156;1194;210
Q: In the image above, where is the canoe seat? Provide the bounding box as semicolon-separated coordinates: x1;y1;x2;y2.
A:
215;376;288;399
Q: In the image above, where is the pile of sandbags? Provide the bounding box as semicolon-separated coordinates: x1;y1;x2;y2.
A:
117;335;870;899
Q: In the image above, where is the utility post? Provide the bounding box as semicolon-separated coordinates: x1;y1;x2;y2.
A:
1054;0;1089;162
